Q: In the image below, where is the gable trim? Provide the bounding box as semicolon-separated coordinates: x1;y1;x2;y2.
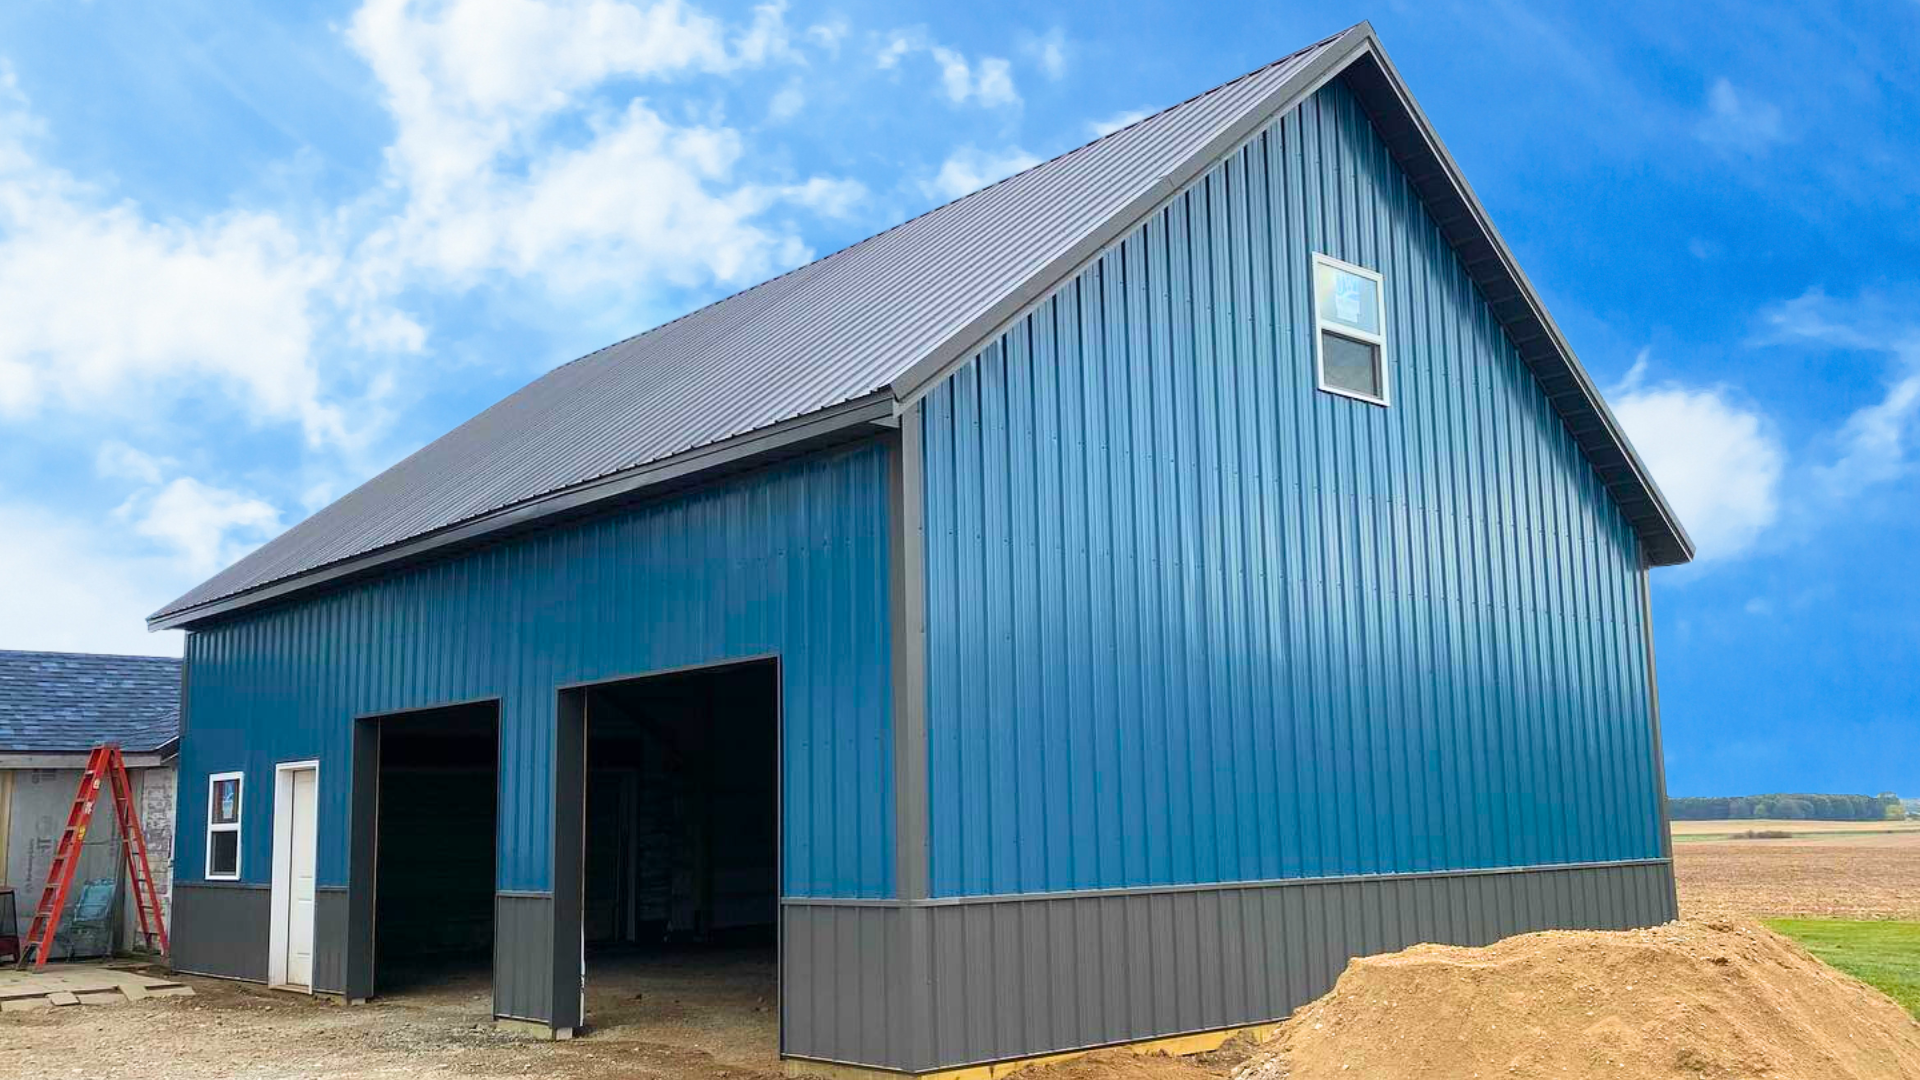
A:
891;26;1690;567
1333;45;1693;565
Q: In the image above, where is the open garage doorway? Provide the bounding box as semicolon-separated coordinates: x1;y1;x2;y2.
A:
372;700;499;1002
576;658;780;1055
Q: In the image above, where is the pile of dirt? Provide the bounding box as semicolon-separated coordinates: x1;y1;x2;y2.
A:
1233;920;1920;1080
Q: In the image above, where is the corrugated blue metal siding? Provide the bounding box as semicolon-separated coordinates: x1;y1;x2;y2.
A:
175;443;894;897
919;79;1661;898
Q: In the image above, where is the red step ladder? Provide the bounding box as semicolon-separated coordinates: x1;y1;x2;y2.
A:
16;744;171;968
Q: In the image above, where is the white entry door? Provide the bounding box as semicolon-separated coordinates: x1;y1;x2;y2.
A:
271;764;320;990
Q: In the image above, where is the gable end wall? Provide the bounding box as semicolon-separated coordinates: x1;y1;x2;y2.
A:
917;77;1664;898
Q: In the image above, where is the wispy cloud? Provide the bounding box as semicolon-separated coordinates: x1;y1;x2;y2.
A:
1086;107;1151;139
1696;77;1786;155
1020;27;1068;81
119;476;282;580
1761;288;1920;497
921;145;1040;202
875;29;1020;108
768;78;805;121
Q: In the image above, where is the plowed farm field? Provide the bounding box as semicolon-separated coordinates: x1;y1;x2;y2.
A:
1672;819;1920;921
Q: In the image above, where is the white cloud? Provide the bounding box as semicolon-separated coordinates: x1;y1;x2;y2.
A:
733;0;804;66
1610;354;1785;562
0;499;185;656
1697;77;1785;154
922;145;1041;202
1762;288;1920;496
0;56;418;459
1087;107;1151;138
349;0;864;293
0;0;872;653
876;30;1019;108
121;477;283;580
0;114;354;446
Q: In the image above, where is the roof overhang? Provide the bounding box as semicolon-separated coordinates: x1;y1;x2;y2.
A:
151;24;1688;633
0;749;173;770
148;391;899;631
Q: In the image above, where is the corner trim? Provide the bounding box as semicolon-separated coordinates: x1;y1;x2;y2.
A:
1638;568;1675;862
889;409;930;901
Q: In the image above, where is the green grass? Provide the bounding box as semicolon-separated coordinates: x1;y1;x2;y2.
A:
1766;919;1920;1019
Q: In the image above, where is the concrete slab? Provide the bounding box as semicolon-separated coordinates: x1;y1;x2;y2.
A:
0;963;194;1009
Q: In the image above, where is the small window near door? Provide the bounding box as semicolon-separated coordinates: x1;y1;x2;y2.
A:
207;772;243;880
1313;253;1389;405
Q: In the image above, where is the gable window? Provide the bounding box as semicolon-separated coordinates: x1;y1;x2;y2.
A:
1313;253;1389;405
207;772;243;880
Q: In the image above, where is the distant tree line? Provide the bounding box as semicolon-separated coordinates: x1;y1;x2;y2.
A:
1667;793;1907;821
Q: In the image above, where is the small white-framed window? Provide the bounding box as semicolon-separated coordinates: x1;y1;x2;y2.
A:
1312;253;1389;406
206;771;243;881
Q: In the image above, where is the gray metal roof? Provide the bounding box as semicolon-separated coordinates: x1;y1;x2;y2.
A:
152;24;1690;630
0;650;180;754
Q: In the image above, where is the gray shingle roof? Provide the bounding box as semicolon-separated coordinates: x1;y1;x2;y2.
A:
151;23;1690;629
0;650;181;754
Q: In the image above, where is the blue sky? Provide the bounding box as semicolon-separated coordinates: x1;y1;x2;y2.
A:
0;1;1914;799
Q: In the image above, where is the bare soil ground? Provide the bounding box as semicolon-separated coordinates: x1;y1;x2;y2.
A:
0;948;780;1080
11;829;1917;1079
1670;818;1920;842
1674;827;1920;921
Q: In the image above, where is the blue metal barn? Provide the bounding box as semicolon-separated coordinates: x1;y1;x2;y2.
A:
154;24;1690;1077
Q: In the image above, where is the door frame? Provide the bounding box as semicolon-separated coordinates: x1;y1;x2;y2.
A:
558;652;783;1038
268;759;321;993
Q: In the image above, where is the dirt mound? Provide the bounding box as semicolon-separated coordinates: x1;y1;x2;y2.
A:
1233;920;1920;1080
1016;1049;1220;1080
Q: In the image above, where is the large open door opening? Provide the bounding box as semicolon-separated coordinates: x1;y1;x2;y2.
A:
373;701;499;998
580;658;779;1056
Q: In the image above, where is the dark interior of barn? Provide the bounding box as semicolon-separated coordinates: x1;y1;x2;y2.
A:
582;659;779;963
374;700;499;994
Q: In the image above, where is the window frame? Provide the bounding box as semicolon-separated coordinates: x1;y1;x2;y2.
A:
206;771;244;881
1311;252;1391;407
